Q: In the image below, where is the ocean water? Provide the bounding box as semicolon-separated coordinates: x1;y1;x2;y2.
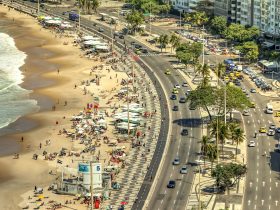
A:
0;33;39;130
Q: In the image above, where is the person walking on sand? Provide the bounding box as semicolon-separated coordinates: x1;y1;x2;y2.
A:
57;69;60;74
39;143;42;149
21;136;24;142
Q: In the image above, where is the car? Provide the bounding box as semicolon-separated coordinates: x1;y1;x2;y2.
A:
250;88;257;93
172;88;179;94
170;94;177;100
165;70;171;75
241;88;246;93
189;104;196;110
267;129;275;136
174;84;181;89
173;157;180;165
276;127;280;133
269;124;276;130
180;165;188;174
249;102;256;108
179;97;187;103
182;82;188;87
173;105;179;111
130;41;136;46
98;28;104;32
141;48;148;53
167;180;176;188
181;129;188;136
248;141;256;147
259;127;267;133
185;89;191;96
243;110;250;116
134;44;142;49
119;35;124;39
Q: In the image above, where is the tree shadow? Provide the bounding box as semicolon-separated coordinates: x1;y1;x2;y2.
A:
172;118;203;128
269;150;280;173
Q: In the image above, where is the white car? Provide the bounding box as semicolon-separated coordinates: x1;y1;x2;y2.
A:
174;84;181;89
267;129;275;136
180;165;188;174
269;124;276;130
182;82;188;87
248;141;256;147
173;157;180;165
243;110;250;116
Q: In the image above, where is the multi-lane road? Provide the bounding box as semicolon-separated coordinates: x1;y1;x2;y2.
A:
242;78;280;210
4;1;280;209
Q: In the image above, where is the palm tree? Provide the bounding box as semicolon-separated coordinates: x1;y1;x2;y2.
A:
215;63;226;81
195;63;210;86
199;135;212;167
206;144;217;172
157;34;169;52
228;122;239;145
232;127;245;160
169;33;181;52
90;0;100;13
208;119;229;159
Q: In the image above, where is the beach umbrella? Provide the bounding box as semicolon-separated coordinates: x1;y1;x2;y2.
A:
38;195;44;199
121;201;128;205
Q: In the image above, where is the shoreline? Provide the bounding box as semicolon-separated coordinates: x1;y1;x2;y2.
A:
0;6;97;209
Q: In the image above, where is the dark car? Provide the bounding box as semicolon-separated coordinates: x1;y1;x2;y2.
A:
170;94;177;100
173;105;179;111
181;129;188;136
119;35;124;39
167;180;176;188
134;44;142;49
141;48;148;53
179;97;187;103
189;104;196;110
130;41;136;46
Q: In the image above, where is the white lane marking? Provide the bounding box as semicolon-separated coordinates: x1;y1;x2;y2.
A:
250;182;252;187
269;195;271;200
255;195;257;200
270;170;272;175
254;205;256;209
256;178;258;182
263;181;265;187
257;170;259;175
276;200;278;206
176;191;179;195
256;186;258;191
164;190;167;194
276;182;278;187
269;205;271;210
248;120;250;124
252;119;255;123
257;162;259;167
257;155;259;160
248;200;251;206
258;120;260;124
270;187;272;191
270;178;272;183
262;200;264;206
263;119;265;122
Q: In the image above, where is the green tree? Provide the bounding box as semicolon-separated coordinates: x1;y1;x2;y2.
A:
225;24;260;43
210;16;227;35
211;163;247;194
232;127;245;160
228;122;239;145
156;34;169;52
90;0;100;13
195;64;210;80
187;86;216;119
175;42;202;70
169;33;181;52
184;11;209;27
215;63;226;81
206;144;217;171
217;85;251;119
237;41;259;62
126;10;145;34
200;135;212;167
196;0;214;16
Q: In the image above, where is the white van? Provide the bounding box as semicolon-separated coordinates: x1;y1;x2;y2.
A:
266;103;273;114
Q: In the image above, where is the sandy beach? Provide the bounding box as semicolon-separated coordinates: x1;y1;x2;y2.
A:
0;6;127;209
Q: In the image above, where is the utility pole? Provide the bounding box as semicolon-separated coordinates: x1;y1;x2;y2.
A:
90;161;94;210
198;164;201;210
78;6;81;32
127;80;130;137
111;23;114;52
202;25;205;66
37;0;40;17
149;2;152;35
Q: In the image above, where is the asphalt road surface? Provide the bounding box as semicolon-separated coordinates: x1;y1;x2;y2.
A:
4;1;202;209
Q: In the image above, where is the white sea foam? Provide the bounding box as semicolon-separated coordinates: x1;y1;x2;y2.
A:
0;33;39;129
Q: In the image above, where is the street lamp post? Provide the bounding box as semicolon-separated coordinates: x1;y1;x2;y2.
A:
37;0;40;17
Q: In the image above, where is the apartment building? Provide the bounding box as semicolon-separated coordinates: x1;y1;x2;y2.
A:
214;0;280;36
171;0;214;13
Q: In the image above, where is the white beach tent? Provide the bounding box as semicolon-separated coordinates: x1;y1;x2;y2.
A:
95;45;109;51
82;35;95;41
83;40;103;46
